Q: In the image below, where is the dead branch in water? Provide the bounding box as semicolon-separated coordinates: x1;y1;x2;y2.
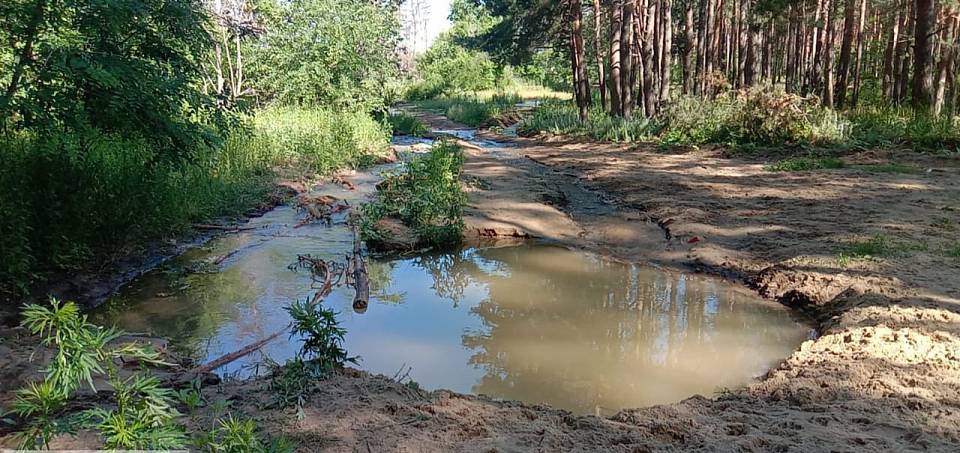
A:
351;224;369;313
189;329;285;375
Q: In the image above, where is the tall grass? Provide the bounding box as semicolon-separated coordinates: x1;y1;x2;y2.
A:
0;108;390;298
415;92;523;127
518;101;653;142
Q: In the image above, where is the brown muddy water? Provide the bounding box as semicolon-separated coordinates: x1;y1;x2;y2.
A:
93;133;813;416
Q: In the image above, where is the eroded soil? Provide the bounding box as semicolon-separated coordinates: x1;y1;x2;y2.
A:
4;109;960;451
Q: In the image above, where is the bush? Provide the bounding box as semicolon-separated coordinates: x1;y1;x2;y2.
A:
660;86;848;146
848;107;960;151
361;141;466;248
386;112;429;137
518;101;653;142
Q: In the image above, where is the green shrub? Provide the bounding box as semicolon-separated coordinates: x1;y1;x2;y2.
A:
848;107;960;151
361;141;466;248
518;101;653;142
387;112;429;136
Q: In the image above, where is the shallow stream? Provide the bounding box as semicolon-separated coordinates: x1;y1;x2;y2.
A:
95;131;812;416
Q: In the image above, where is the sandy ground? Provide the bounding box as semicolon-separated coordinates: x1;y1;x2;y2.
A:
4;110;960;451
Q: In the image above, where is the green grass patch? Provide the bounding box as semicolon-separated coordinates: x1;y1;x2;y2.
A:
361;141;466;248
517;100;653;143
766;157;846;172
836;234;906;262
387;112;428;137
415;92;523;127
944;243;960;259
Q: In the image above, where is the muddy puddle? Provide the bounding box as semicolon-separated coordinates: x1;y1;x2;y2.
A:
93;133;813;416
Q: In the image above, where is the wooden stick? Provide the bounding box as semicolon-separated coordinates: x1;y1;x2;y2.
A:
189;329;285;374
351;225;370;313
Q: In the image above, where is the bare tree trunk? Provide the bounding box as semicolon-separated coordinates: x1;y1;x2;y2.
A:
660;0;673;104
641;0;658;115
610;0;624;115
884;3;902;99
744;1;758;86
683;1;696;94
932;11;957;115
569;0;592;121
621;0;637;118
592;0;609;111
912;0;935;111
823;0;836;107
835;0;857;108
851;0;867;107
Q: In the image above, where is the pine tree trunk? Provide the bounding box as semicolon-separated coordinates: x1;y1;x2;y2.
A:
835;0;857;108
851;0;867;107
641;0;658;116
912;0;935;111
610;0;624;116
932;13;957;115
592;0;609;111
822;0;836;107
660;0;672;104
569;0;592;121
683;2;696;94
621;0;637;118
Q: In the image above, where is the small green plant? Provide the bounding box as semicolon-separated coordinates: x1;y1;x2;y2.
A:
943;242;960;259
766;157;846;172
838;234;899;260
387;112;429;137
176;379;207;411
361;141;466;248
266;299;356;411
193;413;294;453
932;216;956;231
8;298;185;450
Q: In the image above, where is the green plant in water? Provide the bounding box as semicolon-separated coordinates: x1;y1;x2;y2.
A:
361;141;466;248
8;298;185;450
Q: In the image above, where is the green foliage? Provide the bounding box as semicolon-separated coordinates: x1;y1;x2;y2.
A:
9;298;183;450
193;412;293;453
176;380;207;411
251;0;401;111
286;299;355;371
766;157;846;172
0;0;219;156
660;87;848;146
839;235;899;259
518;101;653;142
0;108;388;297
362;141;466;248
408;39;499;99
387;112;429;137
416;93;521;127
253;107;390;174
856;162;921;173
847;108;960;151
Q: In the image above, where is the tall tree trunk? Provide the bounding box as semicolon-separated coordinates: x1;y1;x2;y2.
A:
660;0;673;104
570;0;592;122
621;0;637;118
851;0;867;107
610;0;624;116
641;0;658;116
744;1;758;86
835;0;857;108
912;0;935;111
933;12;957;115
592;0;609;111
683;1;696;94
884;3;902;99
822;0;836;107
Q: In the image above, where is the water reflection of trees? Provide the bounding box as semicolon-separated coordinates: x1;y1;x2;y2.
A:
458;245;804;415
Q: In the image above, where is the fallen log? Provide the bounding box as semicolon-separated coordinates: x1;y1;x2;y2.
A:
351;225;370;313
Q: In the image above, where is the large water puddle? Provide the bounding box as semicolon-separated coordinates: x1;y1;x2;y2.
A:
95;239;811;415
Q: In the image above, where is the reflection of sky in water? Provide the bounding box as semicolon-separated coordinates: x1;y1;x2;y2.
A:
97;241;812;415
